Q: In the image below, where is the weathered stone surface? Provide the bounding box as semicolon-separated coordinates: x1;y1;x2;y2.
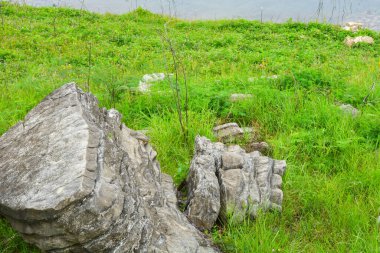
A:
0;83;217;253
344;36;374;47
213;123;244;142
230;94;253;102
222;152;245;170
185;142;221;230
339;103;360;117
185;136;286;229
343;22;363;32
248;141;270;154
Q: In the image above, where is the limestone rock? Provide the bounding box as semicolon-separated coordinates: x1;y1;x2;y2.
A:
142;73;165;83
339;104;360;117
230;94;253;102
138;73;166;92
248;141;270;154
343;22;363;32
185;140;221;230
222;152;245;170
213;123;244;142
344;36;374;47
0;83;217;253
185;136;286;229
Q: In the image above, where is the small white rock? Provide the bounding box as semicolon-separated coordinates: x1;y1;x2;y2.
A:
138;73;166;92
142;73;165;83
230;94;253;102
268;75;279;79
343;22;363;32
339;104;360;117
138;81;152;92
344;36;374;47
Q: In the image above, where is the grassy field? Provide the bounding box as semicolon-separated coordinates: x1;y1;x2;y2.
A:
0;2;379;252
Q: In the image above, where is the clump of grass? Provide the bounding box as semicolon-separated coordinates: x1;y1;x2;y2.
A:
148;110;216;184
0;218;39;253
0;2;379;252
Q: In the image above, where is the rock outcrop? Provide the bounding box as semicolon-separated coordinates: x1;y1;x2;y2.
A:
185;136;286;230
0;83;217;253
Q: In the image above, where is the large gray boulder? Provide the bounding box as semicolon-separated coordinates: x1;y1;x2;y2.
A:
185;136;286;229
0;83;217;253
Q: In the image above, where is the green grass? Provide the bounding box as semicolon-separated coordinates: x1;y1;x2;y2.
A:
0;2;379;252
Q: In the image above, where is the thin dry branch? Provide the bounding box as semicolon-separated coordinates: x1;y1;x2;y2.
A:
161;22;189;143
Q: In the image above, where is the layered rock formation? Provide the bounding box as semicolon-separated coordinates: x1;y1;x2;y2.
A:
213;123;244;142
185;136;286;230
0;83;217;253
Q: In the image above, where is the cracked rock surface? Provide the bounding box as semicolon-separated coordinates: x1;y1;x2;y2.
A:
185;136;286;229
213;123;244;142
0;83;217;253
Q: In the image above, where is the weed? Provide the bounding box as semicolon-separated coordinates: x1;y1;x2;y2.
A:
0;3;379;252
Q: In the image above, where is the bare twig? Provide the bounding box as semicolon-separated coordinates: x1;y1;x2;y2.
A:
161;22;189;143
182;58;188;130
52;5;57;37
78;0;85;26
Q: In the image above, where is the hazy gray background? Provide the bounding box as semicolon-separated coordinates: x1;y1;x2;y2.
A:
13;0;380;30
